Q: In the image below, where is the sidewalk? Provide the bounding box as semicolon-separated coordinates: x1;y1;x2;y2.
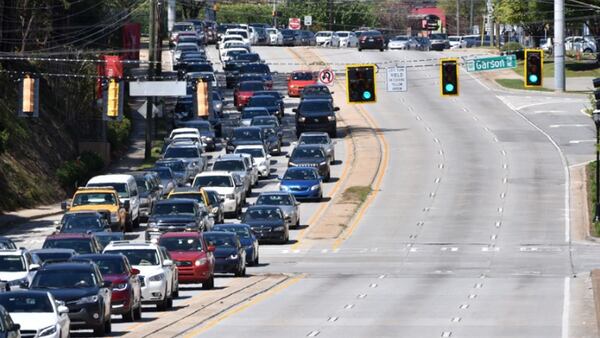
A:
0;203;63;227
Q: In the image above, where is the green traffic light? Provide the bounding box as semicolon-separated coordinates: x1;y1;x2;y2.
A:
362;91;372;100
529;74;538;83
445;83;454;92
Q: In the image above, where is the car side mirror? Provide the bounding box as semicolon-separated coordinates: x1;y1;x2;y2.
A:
163;259;174;266
57;305;69;314
334;107;340;111
18;280;29;289
60;201;68;210
207;245;216;252
29;264;40;271
295;201;301;206
10;324;20;332
131;268;140;275
159;184;164;189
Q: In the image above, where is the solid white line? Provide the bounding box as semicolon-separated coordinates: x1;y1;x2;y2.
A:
562;277;570;338
549;124;589;128
496;95;571;243
569;139;595;144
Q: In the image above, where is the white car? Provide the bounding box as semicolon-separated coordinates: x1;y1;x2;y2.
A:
336;31;358;47
221;48;250;63
234;145;271;179
449;36;467;49
218;34;247;50
388;35;413;50
169;127;200;140
0;291;70;338
0;249;41;289
565;35;597;53
220;42;251;62
192;171;244;216
225;28;250;45
315;31;339;47
172;42;201;64
103;242;178;310
266;28;283;45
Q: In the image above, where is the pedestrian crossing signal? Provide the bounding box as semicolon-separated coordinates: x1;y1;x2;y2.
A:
440;59;459;96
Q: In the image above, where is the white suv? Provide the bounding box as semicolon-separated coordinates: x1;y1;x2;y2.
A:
193;171;245;217
0;249;41;289
234;145;271;179
103;241;178;310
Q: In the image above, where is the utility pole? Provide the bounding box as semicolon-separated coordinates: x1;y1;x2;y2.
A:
456;0;460;35
554;0;565;92
272;1;277;28
145;0;157;161
167;0;175;33
469;0;474;34
328;0;333;31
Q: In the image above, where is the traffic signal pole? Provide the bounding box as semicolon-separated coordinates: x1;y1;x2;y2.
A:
145;0;157;161
554;0;565;92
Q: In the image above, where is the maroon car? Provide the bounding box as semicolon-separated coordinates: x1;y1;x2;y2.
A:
234;81;266;110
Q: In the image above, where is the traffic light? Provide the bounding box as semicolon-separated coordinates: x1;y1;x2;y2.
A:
346;64;377;103
102;78;123;121
193;78;211;118
525;49;543;87
18;75;39;118
440;58;459;96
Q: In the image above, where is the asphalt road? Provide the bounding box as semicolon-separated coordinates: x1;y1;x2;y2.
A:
187;46;599;338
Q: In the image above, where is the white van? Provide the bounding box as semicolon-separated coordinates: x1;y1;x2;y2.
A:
87;174;140;230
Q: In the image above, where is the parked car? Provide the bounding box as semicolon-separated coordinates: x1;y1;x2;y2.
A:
429;33;449;50
255;191;300;229
315;31;339;47
192;172;245;217
212;224;259;265
71;254;142;322
241;206;288;244
336;31;359;47
387;35;415;50
449;35;467;49
0;290;71;338
281;29;297;46
30;248;77;264
565;35;597;53
297;132;336;163
0;249;41;289
146;199;209;241
279;167;323;201
42;233;103;254
288;71;318;97
358;30;386;51
266;28;283;45
414;36;431;51
293;99;339;138
103;241;178;310
202;232;246;276
29;261;112;336
159;232;215;288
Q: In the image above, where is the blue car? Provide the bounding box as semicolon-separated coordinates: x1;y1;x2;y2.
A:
203;231;246;276
279;167;323;201
212;224;259;265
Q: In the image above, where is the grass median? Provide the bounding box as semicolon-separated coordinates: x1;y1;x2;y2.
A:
587;161;600;236
341;186;372;205
495;79;553;91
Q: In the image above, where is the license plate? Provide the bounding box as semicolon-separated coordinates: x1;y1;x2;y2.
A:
368;38;374;41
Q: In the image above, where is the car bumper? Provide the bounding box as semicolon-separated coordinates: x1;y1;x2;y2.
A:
297;121;336;134
251;229;286;243
258;164;270;177
140;279;167;303
214;258;241;273
359;41;384;49
282;187;321;200
66;303;104;329
176;264;213;283
223;199;238;213
111;289;133;314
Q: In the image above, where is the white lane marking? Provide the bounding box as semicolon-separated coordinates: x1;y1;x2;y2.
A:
451;317;461;322
307;330;320;337
430;192;436;198
463;107;469;112
344;304;354;309
451;247;458;252
358;294;367;299
503;177;508;184
369;283;378;288
473;116;479;121
321;249;328;253
569;139;595;144
378;274;386;279
459;304;469;309
435;177;441;183
407;106;414;112
468;294;477;299
438;150;444;155
423;207;430;212
439;164;445;169
490;234;497;240
474;283;484;289
495;221;502;227
498;207;503;213
531;110;568;114
496;95;571;243
417;221;425;226
562;277;570;338
493;137;499;142
328;316;338;322
501;150;507;156
434;138;440;143
484;127;490;132
333;248;340;253
426;127;433;132
293;249;300;253
549;124;589;128
281;250;289;254
442;331;453;337
416;115;422;121
503;163;508;169
409;247;418;252
500;192;506;199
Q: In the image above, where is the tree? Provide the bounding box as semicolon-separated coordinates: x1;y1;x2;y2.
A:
493;0;553;46
438;0;487;35
179;0;206;20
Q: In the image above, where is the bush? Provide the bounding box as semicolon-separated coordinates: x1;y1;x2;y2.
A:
0;129;8;154
56;151;104;191
501;42;525;59
79;151;104;174
107;117;131;152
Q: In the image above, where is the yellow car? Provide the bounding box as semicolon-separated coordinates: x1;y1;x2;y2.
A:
61;187;128;231
167;188;223;223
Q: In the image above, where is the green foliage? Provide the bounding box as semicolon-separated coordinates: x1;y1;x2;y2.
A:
501;42;523;52
493;0;552;45
0;129;8;154
218;4;272;24
56;152;104;190
438;0;487;35
107;117;132;152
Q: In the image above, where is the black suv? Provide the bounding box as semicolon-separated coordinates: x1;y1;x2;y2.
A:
300;84;333;103
29;261;113;336
358;30;386;51
226;127;265;153
146;199;204;241
288;145;331;181
293;99;339;138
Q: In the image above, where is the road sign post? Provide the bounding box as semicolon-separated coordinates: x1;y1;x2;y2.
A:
386;66;407;92
466;55;516;72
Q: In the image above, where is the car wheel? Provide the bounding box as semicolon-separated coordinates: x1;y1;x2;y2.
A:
173;284;179;297
235;265;245;277
254;253;260;265
329;129;337;139
325;171;331;182
134;303;142;320
133;216;140;229
123;296;135;322
358;48;362;52
295;218;301;229
167;296;173;308
93;322;106;337
157;287;169;311
202;275;215;290
380;48;384;52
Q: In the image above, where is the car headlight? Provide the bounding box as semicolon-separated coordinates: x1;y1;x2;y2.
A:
280;185;290;191
76;295;99;304
113;283;128;291
195;258;208;266
39;325;57;337
310;184;320;191
298;116;306;122
288;162;296;166
205;137;213;141
190;162;198;167
319;161;327;166
149;273;165;282
228;254;238;260
274;226;285;231
226;194;235;199
327;115;336;121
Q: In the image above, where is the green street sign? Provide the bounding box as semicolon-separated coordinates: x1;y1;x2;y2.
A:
466;55;517;72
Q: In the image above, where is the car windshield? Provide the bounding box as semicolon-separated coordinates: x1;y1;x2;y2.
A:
169;193;203;203
251;117;277;126
33;252;73;263
156;161;185;172
239;82;264;91
303;86;329;95
165;147;199;159
214;226;251;238
243;208;282;221
32;270;98;288
430;34;447;40
174;24;193;32
204;234;235;247
194;176;232;188
151;168;173;180
449;37;460;41
177;45;198;52
153;203;195;215
230;31;248;38
300;101;331;112
0;294;53;313
281;30;294;37
234;54;260;62
293;147;326;160
213;160;246;172
95;234;123;248
257;194;292;206
75;259;126;275
107;249;159;266
136;179;149;193
283;169;318;180
160;237;202;252
0;256;25;272
248;97;276;106
62;215;104;232
242;110;269;120
240;64;270;74
363;31;382;37
316;32;331;37
233;129;261;140
337;32;349;37
236;148;264;159
43;239;93;254
292;72;313;81
75;191;119;204
300;135;329;145
186;64;213;72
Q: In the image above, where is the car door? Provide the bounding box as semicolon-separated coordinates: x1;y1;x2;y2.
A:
159;247;176;294
125;258;141;304
49;293;69;335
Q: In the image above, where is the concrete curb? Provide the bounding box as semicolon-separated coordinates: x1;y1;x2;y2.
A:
591;270;600;334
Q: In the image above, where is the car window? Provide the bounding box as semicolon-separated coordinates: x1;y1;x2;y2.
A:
153;202;195;215
194;176;233;188
292;147;326;159
32;269;98;288
0;294;54;313
106;249;159;266
160;237;202;251
43;239;93;254
0;256;25;272
283;169;319;180
204;233;236;247
243;208;283;221
256;194;292;206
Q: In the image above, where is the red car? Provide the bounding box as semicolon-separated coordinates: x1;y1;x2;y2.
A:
72;254;143;321
288;71;317;97
159;232;215;289
234;81;266;110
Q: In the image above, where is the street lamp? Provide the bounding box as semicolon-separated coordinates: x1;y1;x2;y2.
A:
593;109;600;222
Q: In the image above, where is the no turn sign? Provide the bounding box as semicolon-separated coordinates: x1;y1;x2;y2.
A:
318;68;335;86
